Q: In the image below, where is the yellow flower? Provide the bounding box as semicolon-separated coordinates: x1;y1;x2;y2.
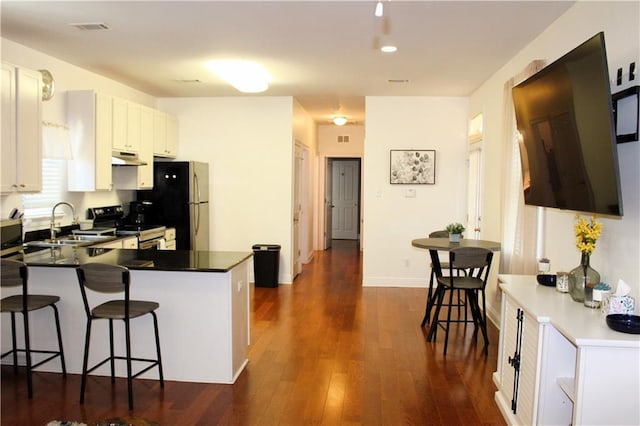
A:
574;215;602;255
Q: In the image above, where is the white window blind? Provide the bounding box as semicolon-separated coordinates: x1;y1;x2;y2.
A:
22;158;66;218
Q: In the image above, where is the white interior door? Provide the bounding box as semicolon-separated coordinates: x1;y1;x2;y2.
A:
331;159;359;240
324;158;333;249
467;147;482;239
293;143;302;278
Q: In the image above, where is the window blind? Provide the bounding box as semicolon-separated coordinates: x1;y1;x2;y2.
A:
22;159;66;218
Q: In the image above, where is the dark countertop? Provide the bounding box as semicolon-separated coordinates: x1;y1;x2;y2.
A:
10;246;253;273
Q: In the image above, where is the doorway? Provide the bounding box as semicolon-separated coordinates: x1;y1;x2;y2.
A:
325;158;361;248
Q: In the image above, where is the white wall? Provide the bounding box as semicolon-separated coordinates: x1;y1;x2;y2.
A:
470;1;640;324
0;38;155;225
157;97;297;283
363;96;469;286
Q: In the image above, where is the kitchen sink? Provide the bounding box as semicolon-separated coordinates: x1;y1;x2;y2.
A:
24;234;115;248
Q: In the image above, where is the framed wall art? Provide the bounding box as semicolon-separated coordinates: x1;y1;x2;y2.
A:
390;149;436;184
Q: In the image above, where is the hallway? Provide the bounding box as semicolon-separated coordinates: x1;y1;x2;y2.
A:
2;241;504;425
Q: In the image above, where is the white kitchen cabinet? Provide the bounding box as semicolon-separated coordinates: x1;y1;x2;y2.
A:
494;275;640;425
161;227;176;250
112;105;154;190
112;97;140;154
90;239;123;249
122;236;138;249
153;110;178;158
67;90;113;191
111;96;128;152
1;62;42;194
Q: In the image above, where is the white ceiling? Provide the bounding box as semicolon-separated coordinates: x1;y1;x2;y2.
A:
1;1;574;125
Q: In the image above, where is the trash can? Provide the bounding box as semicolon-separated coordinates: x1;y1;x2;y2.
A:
252;244;280;288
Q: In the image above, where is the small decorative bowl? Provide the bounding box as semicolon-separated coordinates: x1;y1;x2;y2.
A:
606;314;640;334
536;274;556;287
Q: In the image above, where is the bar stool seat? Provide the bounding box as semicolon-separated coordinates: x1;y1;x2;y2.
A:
1;259;66;398
76;263;163;410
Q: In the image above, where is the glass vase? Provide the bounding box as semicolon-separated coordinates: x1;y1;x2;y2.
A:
568;252;600;305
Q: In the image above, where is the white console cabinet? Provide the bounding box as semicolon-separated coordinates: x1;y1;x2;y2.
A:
494;275;640;425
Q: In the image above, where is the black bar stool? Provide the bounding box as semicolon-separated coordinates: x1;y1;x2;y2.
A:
427;247;493;355
420;230;468;327
76;263;164;410
1;259;66;398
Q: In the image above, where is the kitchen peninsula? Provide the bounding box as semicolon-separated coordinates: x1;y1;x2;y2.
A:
1;247;252;384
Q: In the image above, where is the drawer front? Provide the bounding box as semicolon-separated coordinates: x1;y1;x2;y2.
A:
164;227;176;240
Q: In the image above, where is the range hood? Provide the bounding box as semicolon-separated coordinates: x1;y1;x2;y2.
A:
112;151;147;166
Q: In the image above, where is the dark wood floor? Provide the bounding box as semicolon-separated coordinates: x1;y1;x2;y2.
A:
2;240;505;425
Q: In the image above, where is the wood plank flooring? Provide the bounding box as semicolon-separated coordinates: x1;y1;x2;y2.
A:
2;240;505;425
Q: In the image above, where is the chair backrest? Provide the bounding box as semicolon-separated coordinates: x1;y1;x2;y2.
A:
1;258;27;288
448;247;493;281
76;263;129;294
429;230;449;238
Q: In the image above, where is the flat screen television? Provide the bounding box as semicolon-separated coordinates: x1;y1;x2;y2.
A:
512;32;623;217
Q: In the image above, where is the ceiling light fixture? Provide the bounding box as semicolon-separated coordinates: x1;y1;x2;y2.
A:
333;116;348;126
207;60;270;93
374;1;384;17
380;45;397;53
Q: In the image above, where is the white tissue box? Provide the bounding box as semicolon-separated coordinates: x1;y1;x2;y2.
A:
602;295;635;315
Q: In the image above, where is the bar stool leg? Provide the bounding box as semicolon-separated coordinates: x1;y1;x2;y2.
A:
80;319;92;404
443;287;455;355
125;317;133;410
22;310;33;399
51;304;66;377
421;269;437;327
10;313;18;374
108;319;116;383
152;312;164;387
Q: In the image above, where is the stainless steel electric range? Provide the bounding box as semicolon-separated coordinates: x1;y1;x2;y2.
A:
79;205;166;250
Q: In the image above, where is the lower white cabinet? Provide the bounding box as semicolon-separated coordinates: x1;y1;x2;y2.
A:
90;239;123;249
122;237;138;249
494;275;640;425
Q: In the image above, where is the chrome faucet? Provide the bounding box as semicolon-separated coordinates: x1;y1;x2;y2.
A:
50;202;77;241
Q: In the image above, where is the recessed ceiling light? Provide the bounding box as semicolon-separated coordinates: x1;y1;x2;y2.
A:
207;60;270;93
380;45;397;53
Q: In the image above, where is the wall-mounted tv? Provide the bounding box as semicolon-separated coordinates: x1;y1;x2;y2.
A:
512;32;623;217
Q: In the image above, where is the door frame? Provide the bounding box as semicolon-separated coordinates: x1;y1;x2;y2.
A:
320;155;362;249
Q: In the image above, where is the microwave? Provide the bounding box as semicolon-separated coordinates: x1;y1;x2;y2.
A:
1;218;23;257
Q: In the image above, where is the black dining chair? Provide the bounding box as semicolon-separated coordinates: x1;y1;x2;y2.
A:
427;247;493;355
1;258;66;398
420;230;468;327
76;263;164;410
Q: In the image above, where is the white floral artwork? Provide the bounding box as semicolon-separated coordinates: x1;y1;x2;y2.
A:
390;150;435;184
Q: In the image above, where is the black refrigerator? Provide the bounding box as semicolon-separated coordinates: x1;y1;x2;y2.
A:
138;161;210;251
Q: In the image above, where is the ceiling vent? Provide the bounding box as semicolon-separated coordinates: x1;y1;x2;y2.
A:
69;23;111;31
337;135;350;143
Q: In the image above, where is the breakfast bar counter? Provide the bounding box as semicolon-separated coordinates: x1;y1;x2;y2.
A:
1;247;253;384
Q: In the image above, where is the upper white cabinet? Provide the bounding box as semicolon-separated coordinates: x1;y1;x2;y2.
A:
113;106;154;190
112;97;140;154
153;110;178;158
67;90;113;191
1;62;42;194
